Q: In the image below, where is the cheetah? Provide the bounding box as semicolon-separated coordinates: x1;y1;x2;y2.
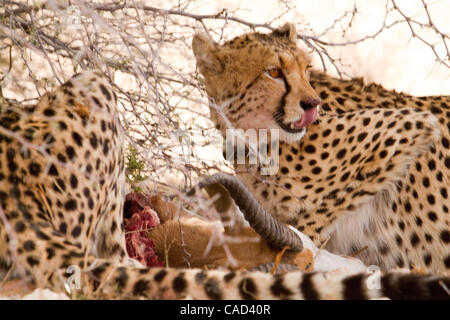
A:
192;23;450;273
0;40;449;300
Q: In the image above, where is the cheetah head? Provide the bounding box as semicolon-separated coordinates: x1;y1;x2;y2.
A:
193;23;321;142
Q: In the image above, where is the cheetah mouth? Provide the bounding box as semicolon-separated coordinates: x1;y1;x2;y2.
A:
278;106;319;133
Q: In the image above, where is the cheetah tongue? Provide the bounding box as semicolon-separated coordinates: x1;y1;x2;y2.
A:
294;106;318;128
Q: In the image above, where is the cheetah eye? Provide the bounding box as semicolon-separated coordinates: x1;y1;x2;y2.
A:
266;67;282;79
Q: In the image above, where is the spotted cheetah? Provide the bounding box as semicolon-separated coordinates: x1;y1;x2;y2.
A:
0;36;449;300
192;23;450;273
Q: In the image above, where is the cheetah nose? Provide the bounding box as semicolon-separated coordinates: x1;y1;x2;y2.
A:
300;97;321;111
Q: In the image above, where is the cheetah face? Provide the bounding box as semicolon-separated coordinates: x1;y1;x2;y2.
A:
265;64;321;142
193;23;321;142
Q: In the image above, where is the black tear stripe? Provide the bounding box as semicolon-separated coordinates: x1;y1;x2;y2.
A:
273;58;290;125
300;273;320;299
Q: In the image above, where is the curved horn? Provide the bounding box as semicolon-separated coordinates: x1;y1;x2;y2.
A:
188;172;303;252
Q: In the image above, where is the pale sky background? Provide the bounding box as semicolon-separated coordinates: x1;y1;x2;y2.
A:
182;0;450;95
147;0;450;174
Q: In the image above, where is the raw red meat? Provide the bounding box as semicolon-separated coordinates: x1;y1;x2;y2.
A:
124;193;163;267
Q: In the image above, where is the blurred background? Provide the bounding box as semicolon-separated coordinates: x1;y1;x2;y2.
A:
196;0;450;95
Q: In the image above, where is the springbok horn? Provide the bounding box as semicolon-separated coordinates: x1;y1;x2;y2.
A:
188;172;303;252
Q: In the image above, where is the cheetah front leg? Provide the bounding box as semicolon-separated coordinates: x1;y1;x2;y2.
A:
237;107;440;252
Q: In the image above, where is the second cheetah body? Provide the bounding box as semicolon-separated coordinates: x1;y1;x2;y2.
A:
192;23;450;273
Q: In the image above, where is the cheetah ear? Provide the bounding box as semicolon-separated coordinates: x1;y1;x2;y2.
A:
272;23;297;43
192;33;223;73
